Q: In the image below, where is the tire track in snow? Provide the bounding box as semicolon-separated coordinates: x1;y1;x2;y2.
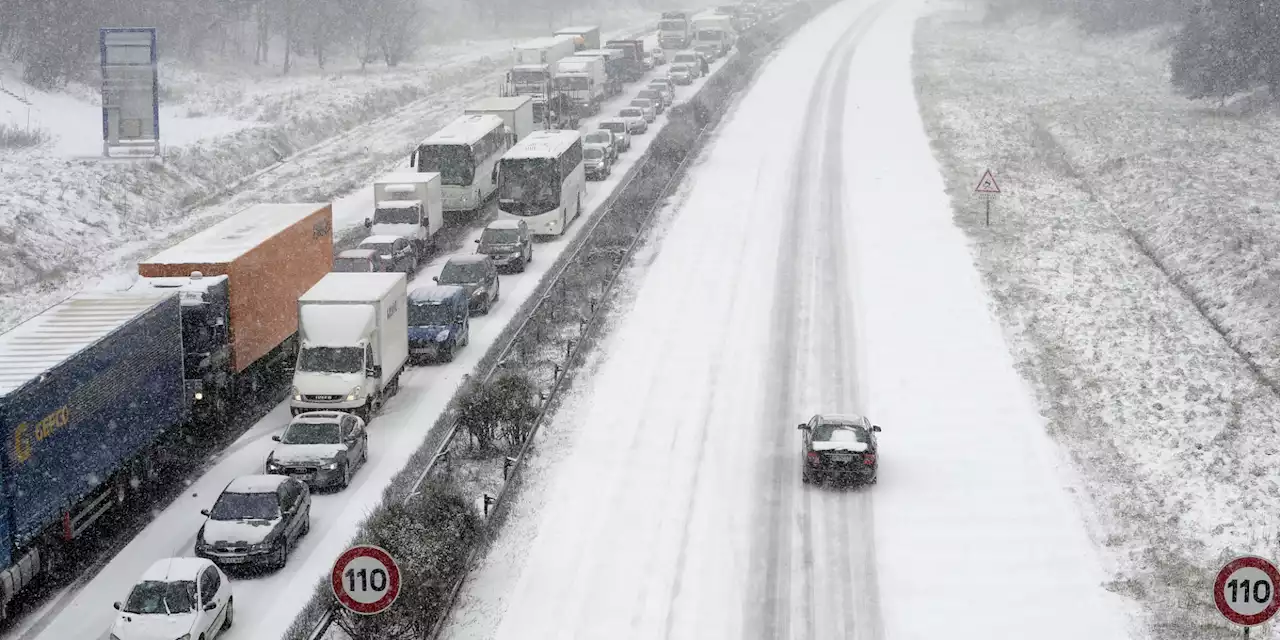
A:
748;2;888;638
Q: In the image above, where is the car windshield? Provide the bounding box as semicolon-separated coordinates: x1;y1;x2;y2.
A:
439;261;487;284
601;122;625;134
639;91;659;100
282;421;340;445
408;301;455;326
813;423;871;444
209;491;279;521
333;257;372;272
297;346;363;374
481;228;521;244
672;65;689;73
124;580;197;615
373;205;419;225
416;143;474;186
620;108;641;117
586;132;611;145
632;99;651;107
585;147;605;160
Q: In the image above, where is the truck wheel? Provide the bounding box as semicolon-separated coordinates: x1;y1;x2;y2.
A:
441;341;457;363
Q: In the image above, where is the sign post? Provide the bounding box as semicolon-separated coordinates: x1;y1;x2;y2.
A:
331;545;402;615
99;28;160;158
974;169;1000;226
1215;555;1280;637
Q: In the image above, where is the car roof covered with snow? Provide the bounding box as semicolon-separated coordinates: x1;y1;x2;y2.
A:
409;284;465;304
139;557;212;583
290;410;349;424
445;254;491;266
337;248;378;259
360;235;401;245
487;219;524;230
0;289;176;396
599;118;627;126
223;474;288;494
819;413;869;426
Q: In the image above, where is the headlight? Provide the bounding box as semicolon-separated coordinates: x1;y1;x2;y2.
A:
321;462;339;471
473;287;487;297
435;329;451;343
266;459;281;472
247;542;272;553
292;386;301;401
347;386;362;401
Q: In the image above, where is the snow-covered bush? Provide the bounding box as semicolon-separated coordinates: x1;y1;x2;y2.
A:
455;371;541;451
0;123;48;149
334;479;481;640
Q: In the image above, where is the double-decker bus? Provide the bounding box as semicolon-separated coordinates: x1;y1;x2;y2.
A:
409;114;508;212
495;130;585;236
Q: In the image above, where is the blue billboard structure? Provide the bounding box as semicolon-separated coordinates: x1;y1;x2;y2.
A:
99;28;159;157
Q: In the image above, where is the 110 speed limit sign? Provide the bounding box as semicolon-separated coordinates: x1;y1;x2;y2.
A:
331;545;401;615
1215;556;1280;627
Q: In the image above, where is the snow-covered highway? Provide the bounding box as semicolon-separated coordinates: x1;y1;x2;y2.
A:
440;0;1145;638
1;39;735;640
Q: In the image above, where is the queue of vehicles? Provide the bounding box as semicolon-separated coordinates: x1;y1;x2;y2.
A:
0;4;776;634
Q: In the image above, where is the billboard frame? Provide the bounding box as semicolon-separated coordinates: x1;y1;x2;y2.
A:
99;27;160;157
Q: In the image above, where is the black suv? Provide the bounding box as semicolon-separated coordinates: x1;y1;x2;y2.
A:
434;254;500;314
475;219;533;273
798;413;881;485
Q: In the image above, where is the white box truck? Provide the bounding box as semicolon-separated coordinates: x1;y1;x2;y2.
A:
291;272;409;421
512;35;577;66
509;35;580;130
555;56;607;116
465;96;536;145
365;172;444;256
693;13;737;56
553;26;601;51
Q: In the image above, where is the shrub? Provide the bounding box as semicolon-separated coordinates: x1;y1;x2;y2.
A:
455;371;542;451
0;123;48;149
335;480;482;639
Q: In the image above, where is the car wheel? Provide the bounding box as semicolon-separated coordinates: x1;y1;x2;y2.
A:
801;469;812;484
339;461;351;489
441;340;456;363
517;255;528;273
222;598;234;630
275;540;289;570
494;280;501;302
301;507;311;535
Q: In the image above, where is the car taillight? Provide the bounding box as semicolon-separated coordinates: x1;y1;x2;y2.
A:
806;451;821;465
863;453;876;465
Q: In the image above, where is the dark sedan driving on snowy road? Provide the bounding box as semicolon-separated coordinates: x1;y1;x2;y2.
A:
798;413;881;485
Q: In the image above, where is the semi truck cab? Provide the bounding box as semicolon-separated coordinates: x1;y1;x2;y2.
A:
132;273;232;420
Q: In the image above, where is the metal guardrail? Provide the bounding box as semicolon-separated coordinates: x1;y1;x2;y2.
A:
302;8;820;636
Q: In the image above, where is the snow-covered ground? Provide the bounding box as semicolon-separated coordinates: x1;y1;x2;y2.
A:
0;6;667;334
2;52;735;640
439;0;1139;638
914;5;1280;637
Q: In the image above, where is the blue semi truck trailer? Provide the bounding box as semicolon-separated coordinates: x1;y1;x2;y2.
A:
0;290;187;619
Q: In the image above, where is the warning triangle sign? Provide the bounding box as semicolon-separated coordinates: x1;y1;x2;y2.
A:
975;169;1001;194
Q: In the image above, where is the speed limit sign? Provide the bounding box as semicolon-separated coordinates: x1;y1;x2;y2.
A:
1215;556;1280;627
331;545;401;615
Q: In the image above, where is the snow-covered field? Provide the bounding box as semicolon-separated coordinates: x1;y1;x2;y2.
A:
0;5;666;334
439;1;1138;638
2;50;735;640
914;4;1280;637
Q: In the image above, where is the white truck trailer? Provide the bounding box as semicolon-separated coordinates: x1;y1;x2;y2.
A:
291;272;409;421
465;96;536;145
693;13;737;56
509;35;579;130
553;26;601;51
365;172;444;256
555;56;608;116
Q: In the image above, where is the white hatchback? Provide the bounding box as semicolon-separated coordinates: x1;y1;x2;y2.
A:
112;557;233;640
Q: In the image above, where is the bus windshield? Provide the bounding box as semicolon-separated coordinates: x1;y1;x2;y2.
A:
499;158;561;215
417;144;474;186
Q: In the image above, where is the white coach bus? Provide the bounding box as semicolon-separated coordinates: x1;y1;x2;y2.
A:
495;130;586;236
410;114;508;212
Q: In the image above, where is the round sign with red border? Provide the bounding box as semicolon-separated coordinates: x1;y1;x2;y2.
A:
1215;555;1280;626
331;545;401;615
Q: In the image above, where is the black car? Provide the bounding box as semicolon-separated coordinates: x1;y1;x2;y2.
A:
194;475;311;570
358;235;417;276
475;219;533;273
434;254;500;314
798;413;881;485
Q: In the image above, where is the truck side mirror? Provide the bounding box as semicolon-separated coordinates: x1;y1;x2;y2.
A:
368;364;382;378
491;165;499;182
363;218;372;229
432;276;439;283
872;425;882;432
271;435;281;442
474;238;480;244
200;508;211;517
408;151;416;168
796;423;808;430
113;602;122;611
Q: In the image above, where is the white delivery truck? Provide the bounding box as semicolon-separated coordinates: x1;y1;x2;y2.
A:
553;26;601;51
465;96;536;145
364;172;444;257
555;56;607;117
508;35;580;130
291;272;409;421
693;13;737;56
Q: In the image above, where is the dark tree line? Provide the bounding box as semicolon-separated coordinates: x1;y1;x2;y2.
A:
988;0;1280;102
0;0;647;89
